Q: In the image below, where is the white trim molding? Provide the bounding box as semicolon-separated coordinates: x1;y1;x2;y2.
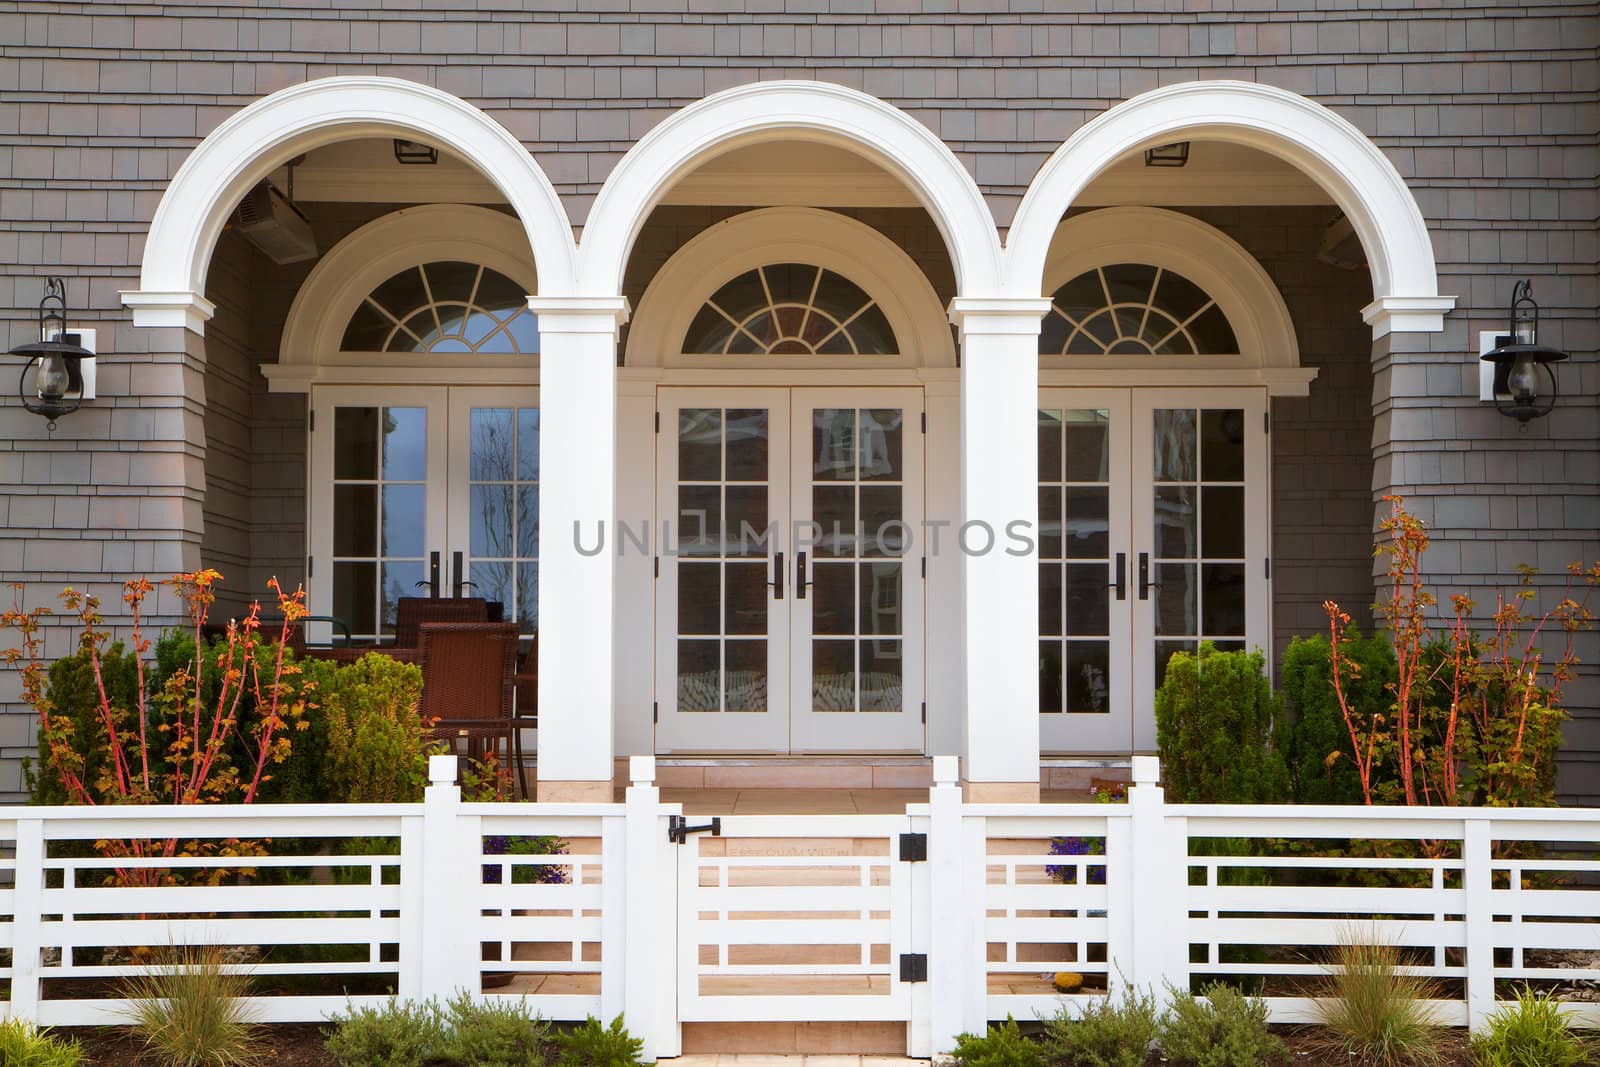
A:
625;207;957;369
1040;207;1303;375
1006;81;1455;338
577;80;1004;298
122;76;577;335
117;290;217;335
263;204;541;393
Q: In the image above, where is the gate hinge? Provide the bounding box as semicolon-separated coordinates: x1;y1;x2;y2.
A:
899;832;927;862
667;814;721;844
899;953;928;983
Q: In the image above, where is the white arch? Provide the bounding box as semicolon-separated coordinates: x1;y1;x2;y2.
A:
577;80;1003;299
625;207;957;369
1042;207;1300;373
1008;81;1454;336
262;204;540;392
121;76;576;334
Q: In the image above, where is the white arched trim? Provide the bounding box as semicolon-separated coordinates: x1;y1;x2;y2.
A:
1008;81;1454;338
121;76;576;335
261;204;539;392
578;81;1002;299
1040;207;1314;395
626;207;957;370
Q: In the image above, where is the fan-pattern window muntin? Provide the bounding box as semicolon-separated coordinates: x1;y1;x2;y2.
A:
1041;263;1239;357
340;260;539;354
683;263;898;356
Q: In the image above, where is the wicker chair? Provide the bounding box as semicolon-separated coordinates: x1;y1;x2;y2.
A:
417;621;523;797
394;596;489;650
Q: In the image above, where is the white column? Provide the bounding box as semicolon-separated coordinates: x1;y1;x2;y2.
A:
948;298;1050;801
529;296;630;802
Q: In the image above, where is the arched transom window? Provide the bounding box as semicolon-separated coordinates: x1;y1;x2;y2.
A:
1041;263;1239;356
683;263;898;355
340;260;538;354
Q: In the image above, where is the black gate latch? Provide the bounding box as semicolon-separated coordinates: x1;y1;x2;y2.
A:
667;815;722;844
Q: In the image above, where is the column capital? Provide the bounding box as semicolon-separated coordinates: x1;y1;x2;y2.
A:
947;296;1053;337
528;295;631;333
1361;294;1456;338
120;290;217;335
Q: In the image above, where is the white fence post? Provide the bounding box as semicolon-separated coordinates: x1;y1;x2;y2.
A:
1463;818;1494;1032
419;755;480;1001
1126;756;1186;996
929;755;986;1052
623;756;674;1059
10;819;44;1022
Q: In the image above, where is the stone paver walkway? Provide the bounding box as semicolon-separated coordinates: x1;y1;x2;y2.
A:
667;1058;925;1066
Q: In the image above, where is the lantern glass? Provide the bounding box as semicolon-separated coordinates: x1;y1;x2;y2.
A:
35;353;70;400
1507;356;1538;403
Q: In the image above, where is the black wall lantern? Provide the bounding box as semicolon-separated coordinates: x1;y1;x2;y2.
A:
8;277;93;427
1480;279;1567;423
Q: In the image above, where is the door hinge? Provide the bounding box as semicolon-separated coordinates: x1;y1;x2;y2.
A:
899;953;928;983
921;557;926;579
653;700;659;723
899;832;927;862
1263;410;1270;434
654;411;660;433
920;411;926;433
308;409;315;432
920;700;927;724
1264;557;1272;580
654;557;660;578
306;555;313;578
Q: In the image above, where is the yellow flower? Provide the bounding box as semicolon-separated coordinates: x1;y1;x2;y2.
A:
1053;971;1083;992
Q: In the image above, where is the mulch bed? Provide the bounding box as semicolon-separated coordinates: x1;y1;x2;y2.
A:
76;1023;339;1066
70;1022;1480;1065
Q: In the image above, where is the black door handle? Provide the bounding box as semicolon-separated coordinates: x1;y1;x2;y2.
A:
769;551;785;600
451;550;464;598
1110;552;1126;601
796;550;814;599
1138;552;1158;601
428;551;442;597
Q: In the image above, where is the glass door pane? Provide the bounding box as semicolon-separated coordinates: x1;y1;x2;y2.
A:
310;387;447;646
1131;389;1268;751
1038;391;1132;754
655;391;790;753
448;395;540;640
790;390;923;753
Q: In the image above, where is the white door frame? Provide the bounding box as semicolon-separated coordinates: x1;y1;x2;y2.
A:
654;386;926;755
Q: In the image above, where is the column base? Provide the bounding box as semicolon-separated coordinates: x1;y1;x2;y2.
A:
963;780;1041;803
536;780;615;803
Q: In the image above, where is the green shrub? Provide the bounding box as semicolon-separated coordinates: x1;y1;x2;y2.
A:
1471;986;1593;1067
1280;632;1395;805
1158;983;1284;1067
1310;935;1444;1066
1154;643;1289;804
305;654;441;804
1041;986;1160;1067
552;1015;646;1067
952;1016;1044;1067
121;944;263;1067
436;993;551;1067
324;998;447;1067
27;641;141;804
0;1020;84;1067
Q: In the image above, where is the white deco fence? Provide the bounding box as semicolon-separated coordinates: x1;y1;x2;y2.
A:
0;755;1596;1060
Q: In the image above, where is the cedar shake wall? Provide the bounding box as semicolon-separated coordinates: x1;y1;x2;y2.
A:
1;1;1595;799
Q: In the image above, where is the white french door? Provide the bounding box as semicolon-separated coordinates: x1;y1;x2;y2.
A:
655;388;925;754
308;385;540;642
1039;387;1269;754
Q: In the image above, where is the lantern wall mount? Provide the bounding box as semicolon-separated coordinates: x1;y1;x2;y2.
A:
6;277;97;429
1478;279;1567;424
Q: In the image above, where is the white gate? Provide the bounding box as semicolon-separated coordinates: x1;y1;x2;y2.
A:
671;812;929;1039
